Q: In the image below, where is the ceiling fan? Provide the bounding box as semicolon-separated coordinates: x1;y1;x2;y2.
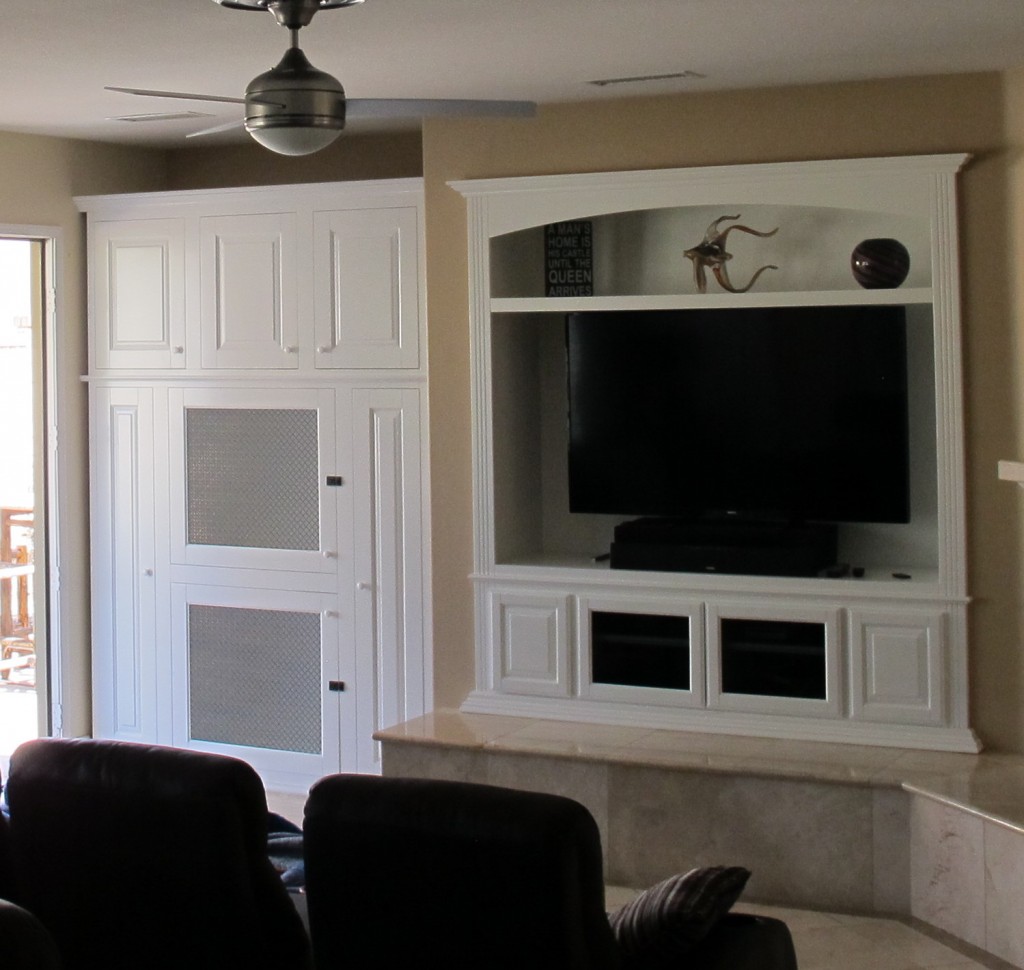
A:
108;0;536;156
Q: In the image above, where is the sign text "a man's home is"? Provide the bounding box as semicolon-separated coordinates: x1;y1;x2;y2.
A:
545;221;593;297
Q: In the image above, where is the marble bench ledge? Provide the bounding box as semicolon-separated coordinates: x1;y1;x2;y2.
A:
374;708;1024;835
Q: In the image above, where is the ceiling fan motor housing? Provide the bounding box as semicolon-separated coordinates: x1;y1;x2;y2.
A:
245;45;347;135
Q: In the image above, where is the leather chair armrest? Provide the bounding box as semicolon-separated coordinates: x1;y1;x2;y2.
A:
685;913;798;970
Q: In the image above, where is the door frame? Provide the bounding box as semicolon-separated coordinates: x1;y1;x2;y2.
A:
0;224;66;737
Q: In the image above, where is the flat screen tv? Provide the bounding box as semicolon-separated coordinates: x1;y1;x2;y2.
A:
566;305;910;525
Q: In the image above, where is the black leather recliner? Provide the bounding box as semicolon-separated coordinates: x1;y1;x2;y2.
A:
1;769;62;968
0;898;63;969
5;738;312;970
303;774;798;970
0;768;14;900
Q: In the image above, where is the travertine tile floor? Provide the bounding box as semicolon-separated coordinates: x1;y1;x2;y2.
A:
740;904;998;970
604;886;1000;970
605;886;1000;970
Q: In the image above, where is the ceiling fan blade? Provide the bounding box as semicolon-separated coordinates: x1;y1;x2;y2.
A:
186;119;247;138
106;86;249;105
345;98;536;120
107;86;286;109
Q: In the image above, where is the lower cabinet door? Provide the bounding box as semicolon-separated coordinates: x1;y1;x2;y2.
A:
169;583;343;793
348;387;431;773
576;593;705;708
488;588;573;698
849;608;946;725
706;602;843;719
90;385;160;743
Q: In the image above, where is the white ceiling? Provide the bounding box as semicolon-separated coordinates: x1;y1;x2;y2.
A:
4;0;1024;149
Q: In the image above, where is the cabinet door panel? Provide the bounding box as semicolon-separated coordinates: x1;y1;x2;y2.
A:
707;602;843;718
170;583;340;791
349;387;429;771
90;386;159;741
577;593;705;707
850;610;945;725
200;212;298;369
314;207;420;369
488;589;572;697
168;386;338;573
91;219;185;369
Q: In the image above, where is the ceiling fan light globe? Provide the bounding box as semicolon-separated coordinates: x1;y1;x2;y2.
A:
247;124;342;155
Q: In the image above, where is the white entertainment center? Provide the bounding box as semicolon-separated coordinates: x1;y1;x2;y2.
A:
452;154;977;751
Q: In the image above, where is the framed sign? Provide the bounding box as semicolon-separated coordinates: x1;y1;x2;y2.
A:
545;221;593;296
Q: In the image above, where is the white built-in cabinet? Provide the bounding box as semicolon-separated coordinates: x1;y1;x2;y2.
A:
78;180;431;791
452;155;979;752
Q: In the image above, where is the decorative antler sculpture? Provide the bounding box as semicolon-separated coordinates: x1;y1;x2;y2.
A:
684;215;779;293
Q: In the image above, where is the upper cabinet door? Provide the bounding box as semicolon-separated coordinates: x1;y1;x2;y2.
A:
200;212;300;369
91;219;186;370
167;385;340;575
313;206;421;370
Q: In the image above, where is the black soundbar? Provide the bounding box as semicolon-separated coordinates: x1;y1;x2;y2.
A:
609;518;838;578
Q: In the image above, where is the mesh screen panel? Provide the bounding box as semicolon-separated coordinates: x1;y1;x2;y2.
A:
185;407;320;550
188;604;322;754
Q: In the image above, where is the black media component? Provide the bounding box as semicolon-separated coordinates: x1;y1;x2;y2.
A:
609;517;838;577
818;562;851;578
591;611;690;691
566;305;911;525
720;618;827;700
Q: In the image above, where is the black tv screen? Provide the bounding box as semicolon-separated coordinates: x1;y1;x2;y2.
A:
566;306;910;524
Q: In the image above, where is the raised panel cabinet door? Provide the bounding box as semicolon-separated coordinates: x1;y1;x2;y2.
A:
313;207;421;369
348;387;430;772
200;212;299;369
89;385;159;742
488;589;572;697
849;609;946;725
91;219;186;369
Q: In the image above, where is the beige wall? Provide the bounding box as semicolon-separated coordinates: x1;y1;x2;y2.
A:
421;72;1024;752
0;131;169;736
164;130;422;190
995;69;1024;751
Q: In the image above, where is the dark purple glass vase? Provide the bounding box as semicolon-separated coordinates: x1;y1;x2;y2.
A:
851;238;910;289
